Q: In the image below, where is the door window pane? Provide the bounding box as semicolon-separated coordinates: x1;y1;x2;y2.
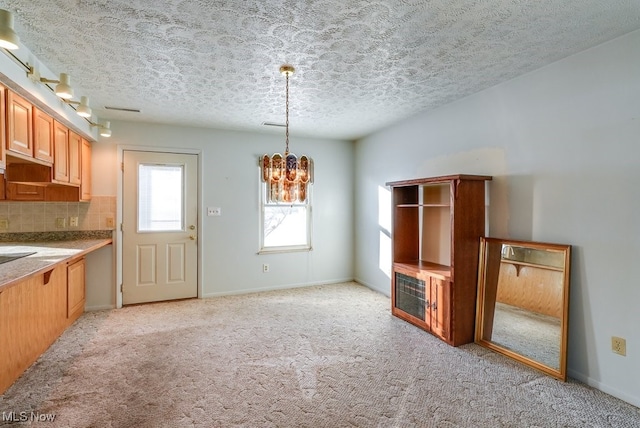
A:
138;164;184;231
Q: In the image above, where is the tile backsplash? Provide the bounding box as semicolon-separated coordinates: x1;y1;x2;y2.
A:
0;196;116;232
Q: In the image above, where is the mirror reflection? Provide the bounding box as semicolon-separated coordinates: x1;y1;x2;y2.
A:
475;238;571;380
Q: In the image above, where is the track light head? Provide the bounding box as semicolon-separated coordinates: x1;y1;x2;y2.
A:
0;9;20;50
54;73;73;99
75;96;92;118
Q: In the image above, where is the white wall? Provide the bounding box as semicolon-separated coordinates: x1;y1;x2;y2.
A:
93;121;354;297
354;30;640;406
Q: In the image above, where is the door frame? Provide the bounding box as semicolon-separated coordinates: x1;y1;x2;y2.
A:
116;145;202;309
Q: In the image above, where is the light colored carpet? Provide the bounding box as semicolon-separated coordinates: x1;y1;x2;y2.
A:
1;282;639;427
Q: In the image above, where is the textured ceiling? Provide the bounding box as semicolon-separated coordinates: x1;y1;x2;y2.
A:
2;0;640;140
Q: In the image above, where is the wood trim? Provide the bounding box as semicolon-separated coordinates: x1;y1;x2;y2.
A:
386;174;492;187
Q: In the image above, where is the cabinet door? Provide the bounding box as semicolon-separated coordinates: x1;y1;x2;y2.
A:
53;121;70;182
0;84;6;169
69;131;82;185
0;266;66;394
7;91;33;157
429;278;451;340
5;182;45;201
80;139;92;201
67;258;86;321
33;107;54;163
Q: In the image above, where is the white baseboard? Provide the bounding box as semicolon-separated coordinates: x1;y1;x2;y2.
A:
201;277;356;299
353;276;390;297
568;369;640;408
85;304;116;312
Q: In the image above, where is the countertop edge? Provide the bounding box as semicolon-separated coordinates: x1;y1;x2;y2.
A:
0;239;113;294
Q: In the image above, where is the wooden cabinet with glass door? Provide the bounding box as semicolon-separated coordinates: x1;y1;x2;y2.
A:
387;174;492;346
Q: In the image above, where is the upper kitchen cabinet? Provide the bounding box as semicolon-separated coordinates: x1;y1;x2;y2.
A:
33;107;54;163
69;131;82;186
0;84;6;170
80;138;91;201
6;90;34;160
53;120;70;183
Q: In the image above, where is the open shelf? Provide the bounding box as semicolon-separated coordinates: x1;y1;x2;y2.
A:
393;260;451;281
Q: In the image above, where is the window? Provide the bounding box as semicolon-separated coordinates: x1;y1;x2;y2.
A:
138;163;184;232
260;177;312;252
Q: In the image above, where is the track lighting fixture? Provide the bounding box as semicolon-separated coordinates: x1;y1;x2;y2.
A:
6;9;112;137
67;96;92;118
0;9;20;50
91;120;111;137
39;72;74;99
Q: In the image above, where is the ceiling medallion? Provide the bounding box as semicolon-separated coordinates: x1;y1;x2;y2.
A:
261;65;313;203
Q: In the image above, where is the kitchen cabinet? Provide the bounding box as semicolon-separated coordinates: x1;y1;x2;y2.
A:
5;182;45;201
69;131;82;185
387;174;492;346
53;120;70;183
0;84;6;170
67;257;86;322
1;86;93;202
0;264;67;393
80;138;91;201
33;107;54;163
0;239;111;394
6;90;34;159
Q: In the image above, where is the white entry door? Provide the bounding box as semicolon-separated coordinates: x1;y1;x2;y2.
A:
122;150;198;305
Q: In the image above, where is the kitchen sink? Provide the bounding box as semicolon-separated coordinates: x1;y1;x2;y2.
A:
0;252;36;265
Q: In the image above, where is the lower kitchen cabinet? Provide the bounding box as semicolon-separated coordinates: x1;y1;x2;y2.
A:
0;264;66;393
0;257;87;393
67;257;86;322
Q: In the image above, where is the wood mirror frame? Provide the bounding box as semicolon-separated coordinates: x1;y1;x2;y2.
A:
475;237;571;381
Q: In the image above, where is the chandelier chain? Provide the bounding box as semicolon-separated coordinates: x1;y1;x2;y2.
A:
285;71;290;155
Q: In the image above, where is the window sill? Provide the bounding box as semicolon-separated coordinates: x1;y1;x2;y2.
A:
258;246;313;255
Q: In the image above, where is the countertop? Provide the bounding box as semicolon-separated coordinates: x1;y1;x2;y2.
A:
0;238;113;293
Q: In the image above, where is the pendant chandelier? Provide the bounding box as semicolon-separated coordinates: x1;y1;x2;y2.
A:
261;65;313;203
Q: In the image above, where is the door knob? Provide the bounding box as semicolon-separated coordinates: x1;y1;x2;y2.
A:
189;225;196;230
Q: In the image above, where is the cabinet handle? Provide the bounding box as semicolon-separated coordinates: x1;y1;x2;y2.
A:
43;268;54;285
432;300;437;310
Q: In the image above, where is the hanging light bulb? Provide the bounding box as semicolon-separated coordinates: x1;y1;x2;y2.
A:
261;65;313;203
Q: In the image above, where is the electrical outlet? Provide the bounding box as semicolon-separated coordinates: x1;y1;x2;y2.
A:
106;217;115;228
0;218;8;230
612;336;626;356
69;216;79;227
262;263;270;273
56;218;66;228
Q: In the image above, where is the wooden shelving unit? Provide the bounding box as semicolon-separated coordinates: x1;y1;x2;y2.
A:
387;174;492;346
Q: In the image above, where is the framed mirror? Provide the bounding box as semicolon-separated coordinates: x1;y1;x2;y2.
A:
475;237;571;380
